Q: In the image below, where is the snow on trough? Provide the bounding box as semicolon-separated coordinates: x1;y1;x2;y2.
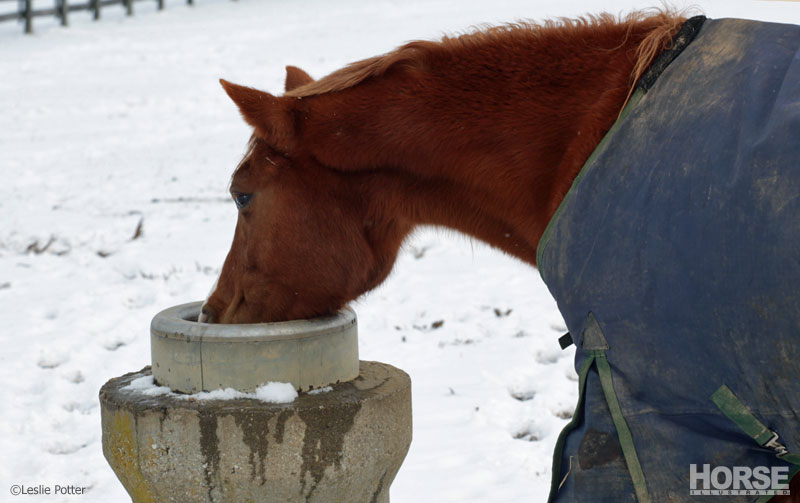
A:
123;375;298;403
2;1;798;502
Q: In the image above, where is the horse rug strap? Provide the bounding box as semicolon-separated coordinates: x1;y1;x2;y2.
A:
537;17;800;503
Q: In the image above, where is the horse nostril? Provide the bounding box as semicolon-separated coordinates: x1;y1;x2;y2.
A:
199;304;216;323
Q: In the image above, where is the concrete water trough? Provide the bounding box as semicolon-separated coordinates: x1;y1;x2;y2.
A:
100;302;412;503
150;301;360;393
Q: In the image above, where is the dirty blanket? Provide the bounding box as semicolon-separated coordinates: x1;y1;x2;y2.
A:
538;17;800;503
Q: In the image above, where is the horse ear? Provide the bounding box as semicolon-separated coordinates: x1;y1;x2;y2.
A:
284;66;314;92
219;79;294;147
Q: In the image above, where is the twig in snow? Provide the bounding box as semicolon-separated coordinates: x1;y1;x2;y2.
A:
26;236;56;255
131;218;144;241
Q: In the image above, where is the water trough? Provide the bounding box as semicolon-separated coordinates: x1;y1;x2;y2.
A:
100;302;412;503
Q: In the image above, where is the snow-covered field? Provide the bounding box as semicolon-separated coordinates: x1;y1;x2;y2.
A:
2;1;798;501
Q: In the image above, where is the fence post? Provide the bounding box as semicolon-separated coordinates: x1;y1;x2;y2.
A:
93;0;99;20
157;0;163;10
24;0;31;33
60;0;68;26
125;0;132;16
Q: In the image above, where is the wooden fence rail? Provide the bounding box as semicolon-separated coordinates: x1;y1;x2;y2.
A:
0;0;218;34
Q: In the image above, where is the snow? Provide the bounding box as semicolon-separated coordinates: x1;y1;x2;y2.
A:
122;375;298;403
307;386;333;395
123;375;172;396
254;382;299;403
2;1;799;502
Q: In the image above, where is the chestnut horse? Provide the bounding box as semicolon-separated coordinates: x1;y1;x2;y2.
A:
202;11;684;324
201;11;799;502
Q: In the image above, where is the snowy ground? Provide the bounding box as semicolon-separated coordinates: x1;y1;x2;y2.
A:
2;1;799;502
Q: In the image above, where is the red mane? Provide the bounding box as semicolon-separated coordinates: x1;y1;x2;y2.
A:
287;10;685;102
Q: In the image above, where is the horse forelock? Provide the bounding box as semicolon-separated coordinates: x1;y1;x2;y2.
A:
232;134;259;180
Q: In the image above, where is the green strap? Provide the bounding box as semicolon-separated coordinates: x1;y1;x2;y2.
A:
547;350;652;502
594;351;652;503
712;384;800;465
712;384;800;502
711;385;776;446
781;454;800;465
547;355;596;503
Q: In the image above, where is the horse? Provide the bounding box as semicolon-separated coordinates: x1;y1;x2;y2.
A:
199;10;800;503
201;11;683;324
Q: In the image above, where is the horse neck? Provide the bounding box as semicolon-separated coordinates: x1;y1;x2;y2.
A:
353;169;540;265
304;18;681;265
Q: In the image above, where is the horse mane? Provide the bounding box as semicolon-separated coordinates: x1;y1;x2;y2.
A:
285;9;688;100
630;11;689;88
285;43;432;98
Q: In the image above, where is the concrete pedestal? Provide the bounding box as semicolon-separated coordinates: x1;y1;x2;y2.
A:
100;361;412;503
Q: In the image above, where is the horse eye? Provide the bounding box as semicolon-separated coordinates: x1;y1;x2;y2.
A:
232;192;253;210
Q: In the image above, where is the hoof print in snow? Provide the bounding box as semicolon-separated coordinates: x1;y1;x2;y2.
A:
552;409;573;420
513;429;540;442
534;349;560;365
102;340;127;351
37;352;67;369
63;401;95;413
437;338;475;348
65;370;85;383
409;245;430;259
46;441;89;455
509;389;536;402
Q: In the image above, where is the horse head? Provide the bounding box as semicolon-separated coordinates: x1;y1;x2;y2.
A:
200;68;408;323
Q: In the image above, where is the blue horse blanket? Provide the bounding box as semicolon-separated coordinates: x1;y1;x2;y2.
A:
537;17;800;503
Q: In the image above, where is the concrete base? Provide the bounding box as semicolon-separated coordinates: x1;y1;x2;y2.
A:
100;361;412;503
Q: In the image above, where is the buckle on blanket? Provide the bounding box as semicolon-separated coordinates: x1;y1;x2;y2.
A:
764;431;789;457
